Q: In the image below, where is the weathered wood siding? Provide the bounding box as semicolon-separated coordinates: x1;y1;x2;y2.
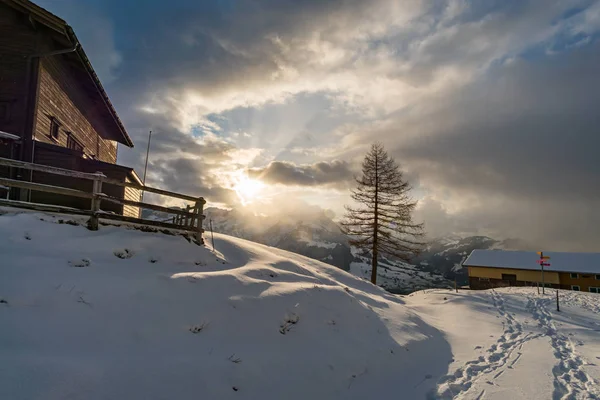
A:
34;57;117;163
0;3;36;138
30;142;129;215
123;177;141;218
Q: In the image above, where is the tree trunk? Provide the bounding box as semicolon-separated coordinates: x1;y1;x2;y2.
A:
371;153;378;284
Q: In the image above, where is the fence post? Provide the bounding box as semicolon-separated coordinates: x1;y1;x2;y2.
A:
87;172;103;231
190;204;197;229
194;197;205;244
184;204;191;227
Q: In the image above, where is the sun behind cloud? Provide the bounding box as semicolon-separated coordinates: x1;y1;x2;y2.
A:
234;175;265;205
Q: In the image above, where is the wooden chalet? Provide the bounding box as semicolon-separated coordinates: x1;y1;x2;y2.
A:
464;250;600;293
0;0;141;217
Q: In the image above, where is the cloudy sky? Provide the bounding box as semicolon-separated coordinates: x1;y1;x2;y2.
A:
38;0;600;250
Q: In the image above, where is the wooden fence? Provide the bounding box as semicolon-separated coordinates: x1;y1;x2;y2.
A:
0;156;205;243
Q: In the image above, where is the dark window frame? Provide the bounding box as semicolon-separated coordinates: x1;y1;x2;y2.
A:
571;285;580;291
49;117;60;141
570;273;579;279
590;287;599;294
66;132;84;153
595;275;600;280
501;273;517;281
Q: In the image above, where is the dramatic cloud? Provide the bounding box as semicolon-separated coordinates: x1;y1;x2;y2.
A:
247;160;353;188
36;0;600;250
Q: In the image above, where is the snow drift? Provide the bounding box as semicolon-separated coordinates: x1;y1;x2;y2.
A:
0;210;450;400
2;209;599;400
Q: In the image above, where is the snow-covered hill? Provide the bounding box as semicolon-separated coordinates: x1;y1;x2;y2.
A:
2;209;599;400
203;207;451;293
350;248;452;294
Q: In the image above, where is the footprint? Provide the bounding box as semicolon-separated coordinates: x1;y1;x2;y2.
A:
69;258;91;268
114;249;134;259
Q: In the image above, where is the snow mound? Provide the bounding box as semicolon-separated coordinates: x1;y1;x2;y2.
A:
0;210;449;400
3;210;599;400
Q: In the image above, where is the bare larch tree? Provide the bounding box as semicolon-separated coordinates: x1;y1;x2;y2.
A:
342;143;424;284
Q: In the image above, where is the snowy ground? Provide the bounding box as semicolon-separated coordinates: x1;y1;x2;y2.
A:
350;256;451;293
1;209;599;399
407;287;600;399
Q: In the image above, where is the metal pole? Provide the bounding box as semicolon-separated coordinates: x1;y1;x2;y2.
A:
556;289;560;312
141;130;152;201
541;251;545;295
455;278;458;293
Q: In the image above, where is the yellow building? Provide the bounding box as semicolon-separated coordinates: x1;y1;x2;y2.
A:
463;250;600;293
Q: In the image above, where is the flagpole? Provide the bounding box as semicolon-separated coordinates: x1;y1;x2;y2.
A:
141;130;152;202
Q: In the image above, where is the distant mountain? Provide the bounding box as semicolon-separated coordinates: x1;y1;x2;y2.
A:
205;207;353;271
414;235;534;285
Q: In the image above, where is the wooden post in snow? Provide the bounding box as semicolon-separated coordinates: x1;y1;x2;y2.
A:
184;204;191;227
556;290;560;312
87;172;103;231
194;197;205;245
209;218;215;252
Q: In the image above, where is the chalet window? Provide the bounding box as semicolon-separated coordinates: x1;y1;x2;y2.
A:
570;273;579;279
479;277;490;281
571;285;580;291
501;274;517;282
66;133;83;153
596;275;600;280
49;117;60;140
590;287;599;294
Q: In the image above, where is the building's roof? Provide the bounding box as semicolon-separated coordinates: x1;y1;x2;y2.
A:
0;131;21;141
2;0;134;148
463;249;600;275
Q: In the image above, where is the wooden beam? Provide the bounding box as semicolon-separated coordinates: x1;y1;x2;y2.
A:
0;156;98;180
98;213;203;234
0;198;93;216
0;157;204;203
99;194;203;218
0;177;94;199
99;175;200;202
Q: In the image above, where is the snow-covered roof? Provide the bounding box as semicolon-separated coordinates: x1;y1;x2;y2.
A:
0;130;20;141
463;249;600;274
